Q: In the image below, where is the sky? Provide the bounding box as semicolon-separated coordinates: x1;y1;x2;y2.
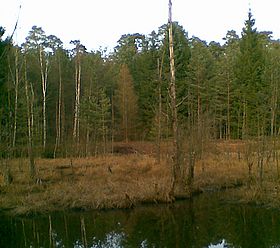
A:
1;0;280;51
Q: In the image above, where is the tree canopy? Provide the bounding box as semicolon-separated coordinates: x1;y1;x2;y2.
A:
1;10;280;158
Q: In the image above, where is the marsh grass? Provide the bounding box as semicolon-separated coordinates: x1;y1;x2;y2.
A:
1;141;280;215
0;154;173;215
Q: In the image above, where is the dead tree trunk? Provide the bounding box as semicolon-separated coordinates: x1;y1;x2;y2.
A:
168;0;180;196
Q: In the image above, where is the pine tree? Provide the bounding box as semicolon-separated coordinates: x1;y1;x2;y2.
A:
235;10;266;137
80;88;111;155
0;27;12;157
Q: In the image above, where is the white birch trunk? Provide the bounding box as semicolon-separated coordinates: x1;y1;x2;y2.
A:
73;50;81;149
54;56;62;158
39;47;48;151
24;57;35;179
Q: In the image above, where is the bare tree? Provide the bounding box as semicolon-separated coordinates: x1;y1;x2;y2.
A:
168;0;180;195
115;64;138;142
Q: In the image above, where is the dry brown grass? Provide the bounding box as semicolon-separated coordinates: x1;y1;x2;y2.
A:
194;153;247;191
0;154;173;215
2;140;280;215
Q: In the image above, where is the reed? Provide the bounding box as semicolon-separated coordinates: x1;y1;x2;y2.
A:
1;141;280;215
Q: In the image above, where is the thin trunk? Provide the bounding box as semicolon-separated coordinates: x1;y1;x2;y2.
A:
197;85;201;125
276;150;280;179
157;57;163;164
77;61;81;143
54;55;62;158
24;57;35;179
73;51;81;152
86;126;90;156
187;150;195;190
169;0;180;195
22;220;27;247
73;56;78;143
39;47;48;151
63;214;69;247
73;60;78;140
49;215;53;248
271;74;277;137
80;217;88;248
12;48;19;148
242;100;247;139
102;111;106;154
258;130;265;185
226;72;231;140
111;94;115;154
121;67;128;143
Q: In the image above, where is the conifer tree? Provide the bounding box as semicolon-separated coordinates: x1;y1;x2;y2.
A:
235;10;266;137
0;27;12;157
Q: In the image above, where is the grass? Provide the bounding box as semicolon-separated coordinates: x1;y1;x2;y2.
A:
0;153;173;215
1;141;280;215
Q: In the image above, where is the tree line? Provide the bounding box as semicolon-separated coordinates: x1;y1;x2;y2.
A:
1;10;280;160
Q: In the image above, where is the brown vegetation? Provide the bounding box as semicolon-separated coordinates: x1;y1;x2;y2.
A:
1;141;280;216
0;152;172;215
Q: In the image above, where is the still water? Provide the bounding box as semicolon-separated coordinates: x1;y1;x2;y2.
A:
1;192;280;248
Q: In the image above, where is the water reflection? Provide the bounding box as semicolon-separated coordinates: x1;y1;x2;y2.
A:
1;193;280;247
208;239;229;248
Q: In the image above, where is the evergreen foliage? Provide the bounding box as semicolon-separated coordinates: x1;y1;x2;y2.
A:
1;10;280;157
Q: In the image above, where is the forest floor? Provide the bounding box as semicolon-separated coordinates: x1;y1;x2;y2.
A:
0;141;280;216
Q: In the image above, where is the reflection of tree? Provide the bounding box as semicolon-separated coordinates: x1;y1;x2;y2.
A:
3;195;280;247
92;231;126;248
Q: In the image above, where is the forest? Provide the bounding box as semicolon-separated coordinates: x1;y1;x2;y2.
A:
2;5;280;214
1;9;280;181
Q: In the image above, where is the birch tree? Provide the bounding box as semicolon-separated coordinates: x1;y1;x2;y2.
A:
24;26;49;151
24;56;36;179
47;35;64;157
71;40;85;151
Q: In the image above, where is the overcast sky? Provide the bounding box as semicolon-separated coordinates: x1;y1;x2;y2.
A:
1;0;279;51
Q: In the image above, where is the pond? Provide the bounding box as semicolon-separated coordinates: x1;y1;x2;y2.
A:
1;192;280;247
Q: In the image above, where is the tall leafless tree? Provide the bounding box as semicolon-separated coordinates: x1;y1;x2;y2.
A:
168;0;180;195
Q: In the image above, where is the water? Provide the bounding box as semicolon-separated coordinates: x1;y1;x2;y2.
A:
1;192;280;248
